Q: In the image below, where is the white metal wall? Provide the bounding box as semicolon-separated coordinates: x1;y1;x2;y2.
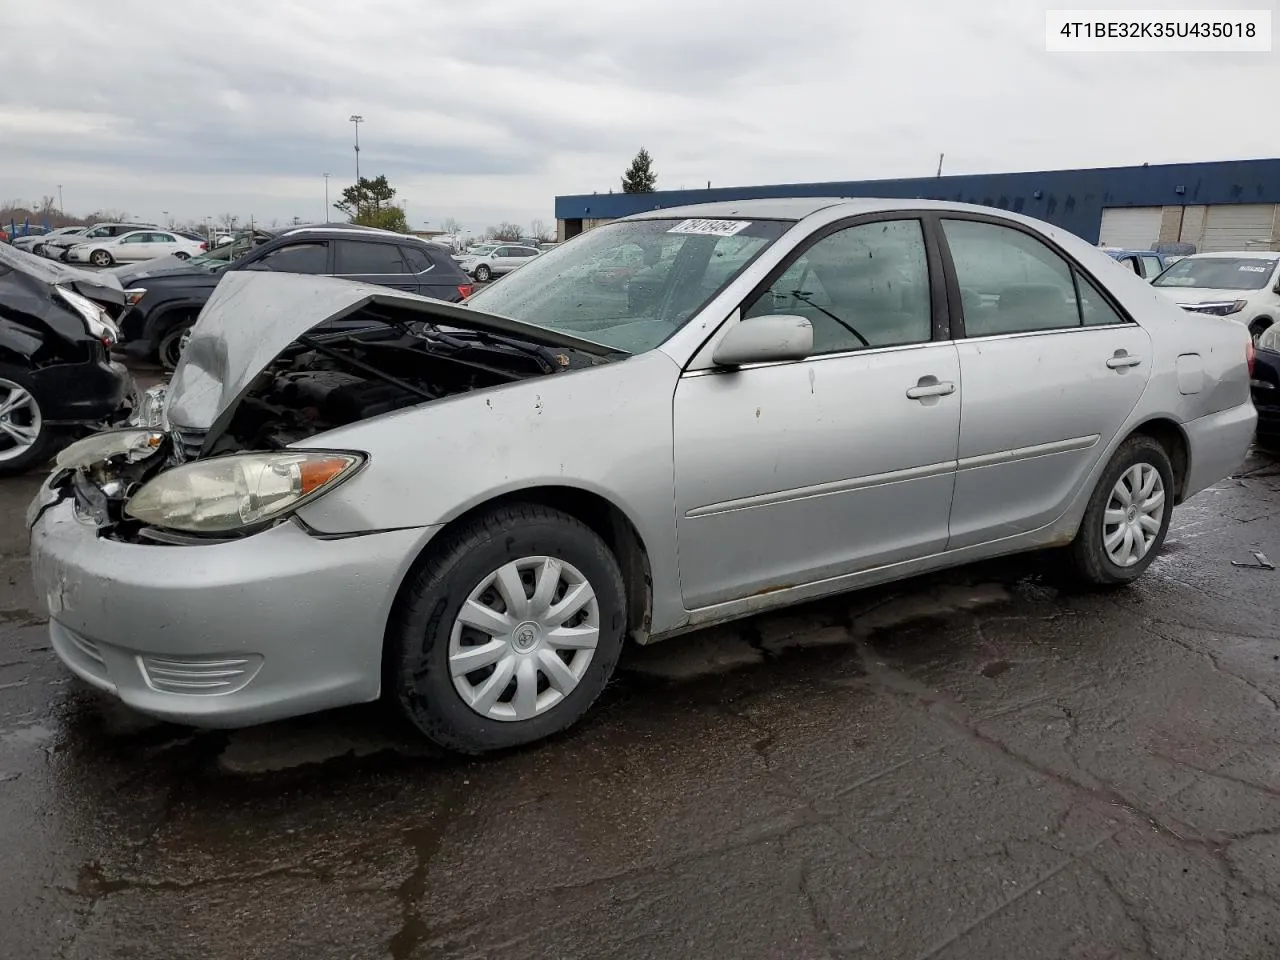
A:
1099;207;1163;249
1201;204;1278;252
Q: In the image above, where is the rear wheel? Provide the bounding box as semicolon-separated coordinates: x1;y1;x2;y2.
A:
173;251;190;260
387;503;627;754
474;264;492;282
90;249;114;267
1069;435;1174;585
0;368;57;475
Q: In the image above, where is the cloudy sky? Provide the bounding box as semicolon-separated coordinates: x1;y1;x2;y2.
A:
1;0;1274;233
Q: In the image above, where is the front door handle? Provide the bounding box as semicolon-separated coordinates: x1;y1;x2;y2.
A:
906;377;957;400
1107;351;1143;369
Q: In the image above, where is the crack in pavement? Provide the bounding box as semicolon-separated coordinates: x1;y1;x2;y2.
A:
1148;628;1280;713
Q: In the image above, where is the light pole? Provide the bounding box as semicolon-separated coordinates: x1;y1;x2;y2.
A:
323;173;330;222
349;115;364;183
162;210;170;228
57;184;63;218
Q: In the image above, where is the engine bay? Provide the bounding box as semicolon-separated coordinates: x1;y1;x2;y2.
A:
46;319;609;542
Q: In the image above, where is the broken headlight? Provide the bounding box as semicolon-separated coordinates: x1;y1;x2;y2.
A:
54;285;121;346
124;450;365;533
55;428;165;471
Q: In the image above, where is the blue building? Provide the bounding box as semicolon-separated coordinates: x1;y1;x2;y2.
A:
555;158;1280;253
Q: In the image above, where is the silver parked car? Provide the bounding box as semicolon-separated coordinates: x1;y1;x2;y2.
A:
29;198;1256;753
457;243;540;281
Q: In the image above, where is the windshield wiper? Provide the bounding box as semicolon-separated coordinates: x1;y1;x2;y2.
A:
789;291;870;347
418;325;577;373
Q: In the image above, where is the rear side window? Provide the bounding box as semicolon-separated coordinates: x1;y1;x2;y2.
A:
400;245;433;273
336;241;409;275
942;219;1081;336
252;241;329;273
1077;272;1128;326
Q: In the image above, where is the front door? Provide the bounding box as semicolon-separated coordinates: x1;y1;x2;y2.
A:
939;217;1153;548
672;217;962;610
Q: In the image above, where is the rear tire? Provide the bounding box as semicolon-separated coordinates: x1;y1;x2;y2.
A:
1068;435;1174;586
173;251;190;260
387;503;627;754
0;366;59;475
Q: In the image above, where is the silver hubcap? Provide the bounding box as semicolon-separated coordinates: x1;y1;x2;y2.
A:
1103;463;1165;567
0;379;41;461
449;556;600;722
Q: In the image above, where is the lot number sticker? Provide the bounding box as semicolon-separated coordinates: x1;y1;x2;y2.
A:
667;219;751;237
1239;264;1269;273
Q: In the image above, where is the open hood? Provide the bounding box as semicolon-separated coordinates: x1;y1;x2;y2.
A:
166;271;618;431
0;242;125;306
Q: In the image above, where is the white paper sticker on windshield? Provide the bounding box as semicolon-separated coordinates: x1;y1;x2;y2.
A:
1238;264;1269;272
667;218;751;237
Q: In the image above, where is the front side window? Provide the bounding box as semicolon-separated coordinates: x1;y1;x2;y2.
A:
1153;256;1280;291
942;219;1081;336
744;219;932;354
251;241;328;273
336;241;408;275
466;217;790;353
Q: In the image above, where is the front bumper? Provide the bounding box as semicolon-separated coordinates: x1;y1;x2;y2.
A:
65;249;91;264
30;498;437;727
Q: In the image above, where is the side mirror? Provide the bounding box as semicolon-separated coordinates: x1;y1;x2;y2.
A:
712;314;813;367
241;260;271;272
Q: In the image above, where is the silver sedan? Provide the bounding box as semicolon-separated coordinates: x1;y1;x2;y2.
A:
29;198;1256;753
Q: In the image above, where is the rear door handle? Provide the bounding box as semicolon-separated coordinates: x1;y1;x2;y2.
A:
1107;352;1143;369
906;379;956;400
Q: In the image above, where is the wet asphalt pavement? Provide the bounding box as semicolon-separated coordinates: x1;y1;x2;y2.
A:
3;447;1280;960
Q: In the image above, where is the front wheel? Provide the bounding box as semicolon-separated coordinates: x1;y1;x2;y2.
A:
387;504;627;754
1069;435;1174;585
474;264;492;282
90;249;114;267
158;323;193;370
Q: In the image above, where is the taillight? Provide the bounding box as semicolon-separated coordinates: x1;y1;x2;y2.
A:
1247;337;1256;377
200;241;208;251
457;284;474;300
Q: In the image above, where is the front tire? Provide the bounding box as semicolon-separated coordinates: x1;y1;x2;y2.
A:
387;504;627;754
1069;435;1174;585
90;249;114;267
0;367;57;475
158;323;193;370
474;264;492;282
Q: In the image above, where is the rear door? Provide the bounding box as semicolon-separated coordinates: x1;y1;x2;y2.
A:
940;216;1152;549
401;244;465;300
335;240;416;291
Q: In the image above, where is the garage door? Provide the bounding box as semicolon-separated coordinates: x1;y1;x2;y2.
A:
1201;204;1277;252
1099;207;1163;250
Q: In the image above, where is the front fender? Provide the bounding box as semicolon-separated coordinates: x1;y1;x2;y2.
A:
292;349;688;633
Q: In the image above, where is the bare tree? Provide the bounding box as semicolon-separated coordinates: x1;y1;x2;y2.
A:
439;216;462;236
217;212;239;232
529;219;553;242
487;221;522;242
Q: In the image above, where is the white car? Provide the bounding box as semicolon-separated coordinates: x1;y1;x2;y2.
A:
1152;250;1280;341
457;243;541;281
66;230;207;268
11;226;86;255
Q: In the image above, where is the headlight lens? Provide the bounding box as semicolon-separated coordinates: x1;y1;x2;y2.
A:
54;285;121;346
124;287;146;306
125;451;365;533
55;429;164;471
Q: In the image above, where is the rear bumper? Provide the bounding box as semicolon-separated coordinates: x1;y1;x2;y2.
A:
35;357;134;423
1182;401;1257;499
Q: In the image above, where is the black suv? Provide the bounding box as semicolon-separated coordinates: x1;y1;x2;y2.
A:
115;224;476;367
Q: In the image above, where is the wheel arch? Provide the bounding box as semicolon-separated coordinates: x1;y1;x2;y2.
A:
143;301;205;343
1125;416;1190;504
387;484;655;648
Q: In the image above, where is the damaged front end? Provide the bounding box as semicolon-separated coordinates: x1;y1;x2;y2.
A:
33;272;621;545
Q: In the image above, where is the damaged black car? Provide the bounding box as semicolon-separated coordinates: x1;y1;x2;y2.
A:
0;244;136;474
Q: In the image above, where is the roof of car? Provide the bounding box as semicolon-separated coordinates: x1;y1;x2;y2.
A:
1182;250;1280;259
619;197;1075;222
